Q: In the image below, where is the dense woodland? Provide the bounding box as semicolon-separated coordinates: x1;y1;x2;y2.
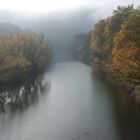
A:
90;5;140;101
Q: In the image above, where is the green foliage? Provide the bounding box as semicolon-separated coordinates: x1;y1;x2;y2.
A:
103;5;134;49
113;5;134;20
114;12;140;48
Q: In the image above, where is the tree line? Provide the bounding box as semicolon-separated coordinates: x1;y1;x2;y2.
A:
90;5;140;100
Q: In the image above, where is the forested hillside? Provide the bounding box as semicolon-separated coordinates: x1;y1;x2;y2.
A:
72;33;91;64
0;22;21;32
90;5;140;101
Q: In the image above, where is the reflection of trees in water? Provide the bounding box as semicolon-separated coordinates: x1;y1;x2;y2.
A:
0;76;48;113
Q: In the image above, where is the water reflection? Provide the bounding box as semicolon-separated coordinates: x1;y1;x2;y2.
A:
94;74;140;140
1;62;140;140
113;90;140;140
0;76;48;113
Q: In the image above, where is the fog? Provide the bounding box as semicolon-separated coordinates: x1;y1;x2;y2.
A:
1;1;140;140
0;0;139;14
0;0;139;62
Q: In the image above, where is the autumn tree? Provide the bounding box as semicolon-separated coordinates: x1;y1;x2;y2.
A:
103;5;134;49
106;6;140;86
0;32;51;84
114;12;140;48
91;5;140;90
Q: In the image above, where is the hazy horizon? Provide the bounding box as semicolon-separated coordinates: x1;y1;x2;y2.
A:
0;0;139;60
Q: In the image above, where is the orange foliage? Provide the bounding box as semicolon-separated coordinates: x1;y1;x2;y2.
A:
0;32;50;83
107;45;140;82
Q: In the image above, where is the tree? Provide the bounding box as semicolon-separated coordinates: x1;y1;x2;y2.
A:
107;45;140;84
103;5;134;49
114;13;140;48
0;32;50;84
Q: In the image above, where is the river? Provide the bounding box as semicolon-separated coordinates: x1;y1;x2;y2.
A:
0;62;140;140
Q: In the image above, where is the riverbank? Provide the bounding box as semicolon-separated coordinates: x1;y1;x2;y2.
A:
90;5;140;102
91;60;140;103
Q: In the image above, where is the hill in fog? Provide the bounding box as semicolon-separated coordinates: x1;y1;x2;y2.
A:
0;22;21;32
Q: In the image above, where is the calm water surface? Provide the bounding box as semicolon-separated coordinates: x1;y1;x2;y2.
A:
0;62;140;140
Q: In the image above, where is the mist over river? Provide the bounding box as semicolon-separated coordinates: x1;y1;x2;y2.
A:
0;62;140;140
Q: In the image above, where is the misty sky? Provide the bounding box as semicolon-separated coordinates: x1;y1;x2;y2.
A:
0;0;139;60
0;0;139;16
0;0;139;42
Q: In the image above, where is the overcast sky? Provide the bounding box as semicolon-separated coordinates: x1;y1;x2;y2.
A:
0;0;139;16
0;0;139;31
0;0;139;52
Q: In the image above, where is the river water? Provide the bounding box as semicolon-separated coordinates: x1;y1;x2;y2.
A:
0;62;140;140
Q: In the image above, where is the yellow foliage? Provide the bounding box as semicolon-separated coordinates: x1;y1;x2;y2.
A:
107;45;140;82
0;32;49;82
114;13;140;48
